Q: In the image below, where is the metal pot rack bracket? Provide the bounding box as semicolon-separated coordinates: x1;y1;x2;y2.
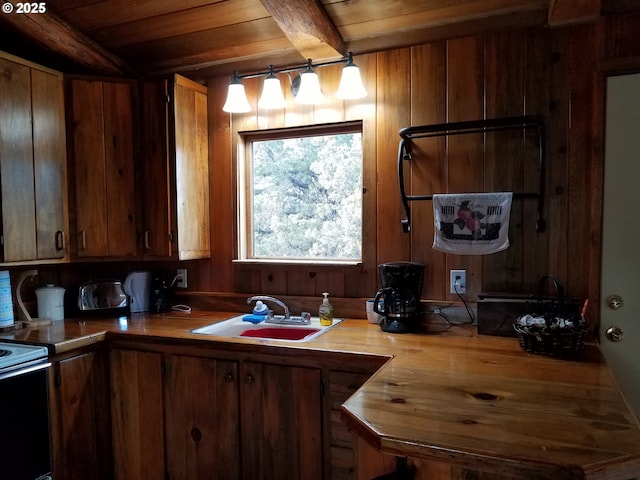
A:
397;115;546;233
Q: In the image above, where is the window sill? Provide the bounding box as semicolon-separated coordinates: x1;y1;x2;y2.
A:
233;259;362;267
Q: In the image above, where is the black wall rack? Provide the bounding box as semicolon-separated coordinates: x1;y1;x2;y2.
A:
397;115;546;233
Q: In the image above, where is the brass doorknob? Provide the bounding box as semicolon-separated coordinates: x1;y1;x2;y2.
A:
607;295;624;310
606;326;624;342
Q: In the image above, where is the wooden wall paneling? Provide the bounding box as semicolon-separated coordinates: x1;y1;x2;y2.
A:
522;28;552;293
204;75;234;292
546;29;572;282
586;20;606;329
375;49;411;265
260;269;288;296
235;265;262;294
287;270;316;296
445;36;485;299
313;63;345;125
409;43;447;299
231;77;259;292
566;23;598;300
345;53;378;298
314;270;347;298
482;30;526;293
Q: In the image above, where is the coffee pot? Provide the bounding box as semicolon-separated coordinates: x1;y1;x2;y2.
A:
373;261;425;333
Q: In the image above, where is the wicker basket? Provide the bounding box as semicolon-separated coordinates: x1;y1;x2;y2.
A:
513;322;586;356
513;275;586;357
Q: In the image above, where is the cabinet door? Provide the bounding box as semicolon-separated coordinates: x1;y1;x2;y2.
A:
241;362;323;480
70;79;107;257
0;56;67;263
140;79;173;257
327;370;371;480
50;351;112;480
32;68;67;259
103;81;136;256
164;355;240;480
110;348;165;480
0;57;37;262
70;79;136;257
173;75;211;260
139;75;210;260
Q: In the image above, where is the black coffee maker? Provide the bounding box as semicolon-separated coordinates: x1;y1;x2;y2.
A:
373;261;425;333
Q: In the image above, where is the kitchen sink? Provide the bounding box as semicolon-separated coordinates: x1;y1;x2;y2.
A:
190;315;342;342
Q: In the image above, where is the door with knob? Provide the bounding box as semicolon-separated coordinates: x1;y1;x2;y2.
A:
600;72;640;417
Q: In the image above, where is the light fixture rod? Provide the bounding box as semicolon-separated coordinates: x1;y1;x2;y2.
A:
235;52;357;80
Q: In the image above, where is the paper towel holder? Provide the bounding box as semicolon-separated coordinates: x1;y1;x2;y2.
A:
16;270;52;327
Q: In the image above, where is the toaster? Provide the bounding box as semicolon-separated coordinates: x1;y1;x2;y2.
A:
78;281;128;312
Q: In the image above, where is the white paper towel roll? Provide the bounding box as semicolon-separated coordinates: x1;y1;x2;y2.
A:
0;271;14;327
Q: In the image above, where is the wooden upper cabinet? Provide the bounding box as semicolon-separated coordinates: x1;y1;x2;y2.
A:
140;74;210;260
0;53;68;263
67;78;136;258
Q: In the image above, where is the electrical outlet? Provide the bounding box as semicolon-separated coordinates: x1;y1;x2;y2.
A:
176;268;187;288
450;269;466;294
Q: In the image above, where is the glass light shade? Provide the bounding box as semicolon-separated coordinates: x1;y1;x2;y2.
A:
258;75;286;109
295;70;324;105
223;82;251;113
336;64;367;100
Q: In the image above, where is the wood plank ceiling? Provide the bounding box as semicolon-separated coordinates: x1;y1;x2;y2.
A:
0;0;631;80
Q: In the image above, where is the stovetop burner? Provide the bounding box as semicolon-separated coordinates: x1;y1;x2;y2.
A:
0;349;11;358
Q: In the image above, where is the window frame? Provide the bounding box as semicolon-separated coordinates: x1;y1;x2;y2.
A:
236;121;366;266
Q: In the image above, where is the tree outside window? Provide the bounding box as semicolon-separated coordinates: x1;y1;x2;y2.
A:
239;123;363;262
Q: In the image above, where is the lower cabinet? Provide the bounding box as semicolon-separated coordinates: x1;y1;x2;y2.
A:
110;348;323;480
327;370;372;480
49;350;112;480
241;362;323;480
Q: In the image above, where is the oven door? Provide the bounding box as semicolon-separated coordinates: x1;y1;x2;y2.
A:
0;361;52;480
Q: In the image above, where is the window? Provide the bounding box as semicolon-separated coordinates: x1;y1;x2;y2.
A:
238;122;363;263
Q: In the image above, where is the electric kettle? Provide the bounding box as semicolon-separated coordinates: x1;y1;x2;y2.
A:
123;271;151;313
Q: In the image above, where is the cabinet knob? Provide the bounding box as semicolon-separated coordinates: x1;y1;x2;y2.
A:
244;373;254;384
224;372;234;383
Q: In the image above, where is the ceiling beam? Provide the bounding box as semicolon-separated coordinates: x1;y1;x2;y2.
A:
259;0;346;61
548;0;601;25
1;9;133;76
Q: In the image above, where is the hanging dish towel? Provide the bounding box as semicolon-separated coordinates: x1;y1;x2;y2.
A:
432;192;513;255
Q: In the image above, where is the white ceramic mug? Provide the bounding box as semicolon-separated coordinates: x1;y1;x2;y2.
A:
365;299;383;324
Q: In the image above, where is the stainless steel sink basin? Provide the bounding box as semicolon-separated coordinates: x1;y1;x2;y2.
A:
190;315;342;342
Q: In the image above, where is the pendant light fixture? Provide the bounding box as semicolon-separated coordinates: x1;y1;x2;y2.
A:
222;72;251;113
295;59;324;105
222;52;367;114
258;65;287;109
336;52;367;100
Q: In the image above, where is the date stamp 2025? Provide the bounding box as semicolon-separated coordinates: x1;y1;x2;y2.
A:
2;2;47;14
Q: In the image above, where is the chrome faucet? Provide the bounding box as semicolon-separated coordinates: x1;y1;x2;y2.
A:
247;295;290;319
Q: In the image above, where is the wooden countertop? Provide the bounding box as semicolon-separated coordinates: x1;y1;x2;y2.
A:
2;310;639;479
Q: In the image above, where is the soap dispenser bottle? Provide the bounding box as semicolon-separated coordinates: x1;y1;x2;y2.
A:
319;292;334;326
